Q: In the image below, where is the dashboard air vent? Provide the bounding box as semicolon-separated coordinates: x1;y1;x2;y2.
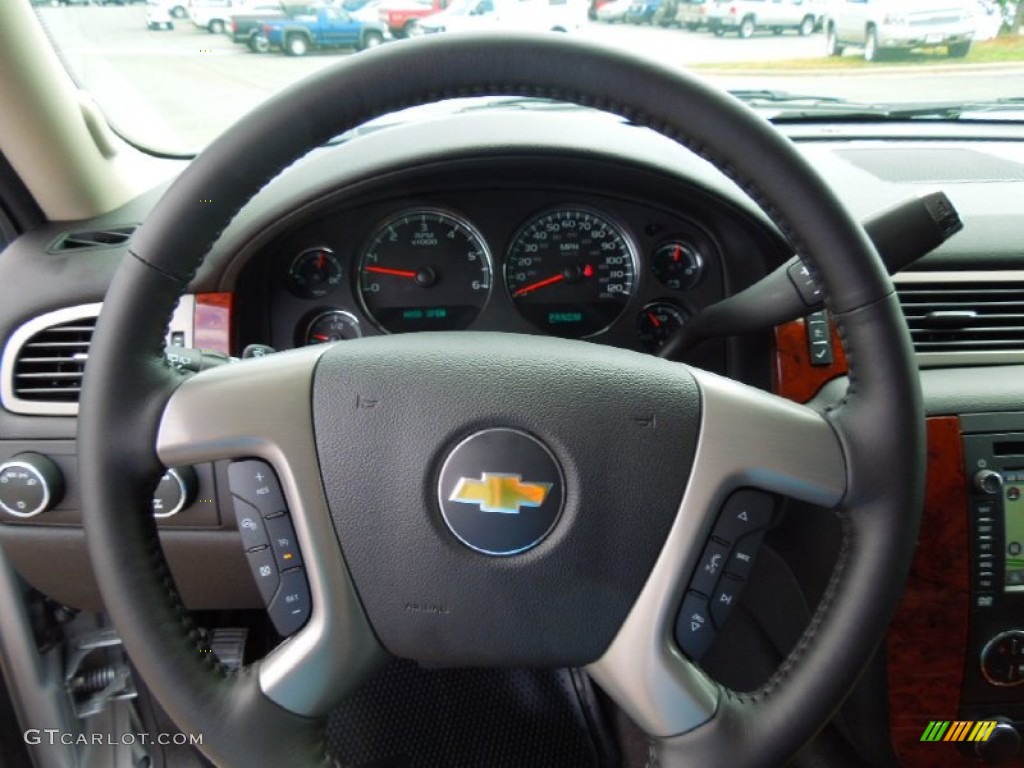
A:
49;225;136;253
1;304;101;416
896;277;1024;362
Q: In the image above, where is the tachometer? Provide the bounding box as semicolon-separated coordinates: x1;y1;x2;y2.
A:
357;209;492;333
505;207;637;338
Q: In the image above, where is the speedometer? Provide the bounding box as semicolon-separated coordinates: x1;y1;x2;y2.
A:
505;207;637;338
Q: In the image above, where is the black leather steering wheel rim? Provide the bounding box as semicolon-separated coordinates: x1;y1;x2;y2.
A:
78;33;925;767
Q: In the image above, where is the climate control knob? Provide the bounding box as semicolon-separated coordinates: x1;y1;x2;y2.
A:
0;453;64;518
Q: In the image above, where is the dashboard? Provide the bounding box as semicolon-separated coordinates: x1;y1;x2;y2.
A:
2;103;1024;766
229;147;786;378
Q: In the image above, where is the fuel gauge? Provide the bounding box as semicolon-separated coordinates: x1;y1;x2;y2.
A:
303;310;362;345
637;302;688;353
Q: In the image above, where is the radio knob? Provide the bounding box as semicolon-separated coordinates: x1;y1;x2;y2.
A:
0;453;64;518
975;469;1004;495
982;631;1024;687
975;718;1021;763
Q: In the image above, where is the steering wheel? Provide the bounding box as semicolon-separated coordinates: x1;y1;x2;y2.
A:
78;34;924;767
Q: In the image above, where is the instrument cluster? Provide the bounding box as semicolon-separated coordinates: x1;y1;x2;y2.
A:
260;190;729;357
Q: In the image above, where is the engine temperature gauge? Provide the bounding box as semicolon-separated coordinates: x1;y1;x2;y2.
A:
637;302;688;353
303;310;361;345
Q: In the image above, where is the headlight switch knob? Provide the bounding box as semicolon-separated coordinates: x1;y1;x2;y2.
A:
0;453;65;518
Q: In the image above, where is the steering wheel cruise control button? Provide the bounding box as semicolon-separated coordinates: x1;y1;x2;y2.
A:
245;546;281;605
265;514;303;571
228;460;287;518
232;497;271;552
712;489;775;544
675;590;714;662
267;568;311;637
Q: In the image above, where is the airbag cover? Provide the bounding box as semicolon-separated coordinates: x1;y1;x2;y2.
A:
312;332;700;666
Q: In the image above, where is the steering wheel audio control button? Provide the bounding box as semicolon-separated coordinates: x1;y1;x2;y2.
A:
710;574;744;629
712;489;775;544
265;514;303;571
228;460;287;518
725;531;764;581
267;568;311;637
690;539;731;597
675;591;714;662
246;546;281;605
233;497;271;552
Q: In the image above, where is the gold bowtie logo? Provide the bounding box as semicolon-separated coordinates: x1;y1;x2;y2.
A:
449;473;552;514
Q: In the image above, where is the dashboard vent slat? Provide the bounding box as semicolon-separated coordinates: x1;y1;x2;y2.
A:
10;315;97;404
49;225;136;253
897;279;1024;356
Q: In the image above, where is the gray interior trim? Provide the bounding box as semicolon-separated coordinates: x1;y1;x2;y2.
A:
586;367;847;737
155;345;382;717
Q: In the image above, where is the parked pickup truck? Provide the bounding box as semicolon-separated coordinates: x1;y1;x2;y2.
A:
825;0;975;61
230;3;314;51
378;0;450;37
707;0;822;37
263;7;391;54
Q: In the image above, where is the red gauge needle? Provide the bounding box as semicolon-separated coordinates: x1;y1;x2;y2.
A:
512;273;566;298
673;245;682;263
647;311;662;328
316;253;326;270
364;265;418;279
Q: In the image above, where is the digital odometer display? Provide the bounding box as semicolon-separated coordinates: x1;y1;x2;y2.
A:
1005;475;1024;591
505;207;637;338
357;209;492;334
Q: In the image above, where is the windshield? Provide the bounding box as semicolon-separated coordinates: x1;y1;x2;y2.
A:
29;0;1024;155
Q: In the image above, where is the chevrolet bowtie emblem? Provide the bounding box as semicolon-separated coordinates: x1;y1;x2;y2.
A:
449;473;552;515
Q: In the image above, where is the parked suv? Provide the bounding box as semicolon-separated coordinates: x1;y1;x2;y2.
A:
675;0;709;29
190;0;281;33
707;0;820;37
825;0;976;60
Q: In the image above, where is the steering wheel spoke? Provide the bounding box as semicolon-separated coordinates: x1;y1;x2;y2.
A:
157;346;383;717
587;368;846;738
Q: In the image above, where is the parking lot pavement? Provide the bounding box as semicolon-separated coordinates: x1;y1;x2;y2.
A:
31;5;1024;152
